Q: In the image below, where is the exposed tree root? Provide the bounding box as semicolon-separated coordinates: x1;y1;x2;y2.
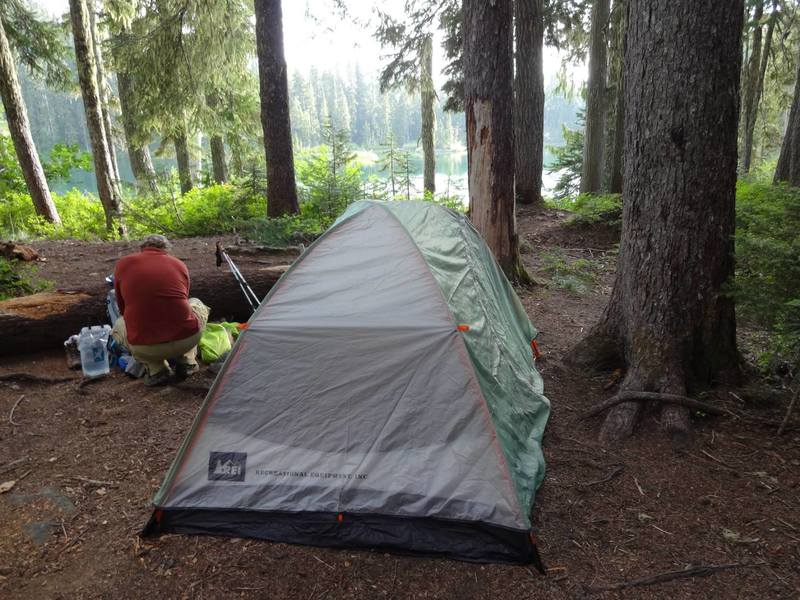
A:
585;562;766;593
582;391;727;420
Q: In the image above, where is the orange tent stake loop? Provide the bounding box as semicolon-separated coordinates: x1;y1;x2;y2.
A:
531;339;542;361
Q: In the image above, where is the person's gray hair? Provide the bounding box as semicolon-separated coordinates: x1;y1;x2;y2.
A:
140;234;172;251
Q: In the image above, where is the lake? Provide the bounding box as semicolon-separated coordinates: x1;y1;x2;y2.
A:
54;147;557;204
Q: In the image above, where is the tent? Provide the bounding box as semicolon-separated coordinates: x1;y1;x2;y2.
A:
143;200;550;565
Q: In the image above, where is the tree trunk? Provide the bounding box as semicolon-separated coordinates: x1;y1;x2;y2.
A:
740;1;764;174
603;0;625;194
464;0;528;282
110;23;157;194
254;0;299;217
210;135;228;184
572;0;743;445
607;83;624;194
228;135;244;177
206;93;228;184
420;34;436;195
115;70;157;192
774;58;800;186
742;1;777;173
0;16;60;224
69;0;123;234
174;131;193;194
514;0;545;206
89;0;120;184
580;0;611;194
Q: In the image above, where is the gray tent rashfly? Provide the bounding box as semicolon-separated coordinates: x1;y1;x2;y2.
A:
143;201;551;566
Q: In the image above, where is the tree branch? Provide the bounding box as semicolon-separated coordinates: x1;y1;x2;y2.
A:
586;562;766;593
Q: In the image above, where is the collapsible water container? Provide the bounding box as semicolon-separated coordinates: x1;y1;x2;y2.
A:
106;289;121;326
78;325;111;378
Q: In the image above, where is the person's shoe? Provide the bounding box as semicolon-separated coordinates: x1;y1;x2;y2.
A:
144;368;172;387
175;363;200;381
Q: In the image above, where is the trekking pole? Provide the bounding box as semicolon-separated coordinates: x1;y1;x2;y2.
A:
215;242;260;313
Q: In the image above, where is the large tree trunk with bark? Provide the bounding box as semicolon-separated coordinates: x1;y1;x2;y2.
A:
174;131;193;194
464;0;527;282
514;0;545;206
115;70;157;192
89;0;119;184
0;16;61;224
110;24;157;193
742;1;777;173
206;93;228;184
774;59;800;185
210;135;228;184
580;0;610;194
254;0;299;217
603;0;625;194
69;0;123;234
571;0;743;445
420;34;436;195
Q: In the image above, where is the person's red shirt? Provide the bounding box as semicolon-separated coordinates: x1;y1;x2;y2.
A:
114;247;199;345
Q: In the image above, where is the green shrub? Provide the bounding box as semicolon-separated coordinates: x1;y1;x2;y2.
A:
0;189;106;239
547;193;622;227
0;134;91;199
295;123;363;229
734;181;800;364
537;249;600;295
124;184;266;237
546;110;584;201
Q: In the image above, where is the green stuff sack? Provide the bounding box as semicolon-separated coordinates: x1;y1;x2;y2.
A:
198;323;233;363
219;321;242;340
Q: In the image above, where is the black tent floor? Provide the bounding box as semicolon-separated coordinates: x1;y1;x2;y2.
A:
143;508;545;571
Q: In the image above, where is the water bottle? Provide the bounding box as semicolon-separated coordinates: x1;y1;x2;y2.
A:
78;325;111;378
106;289;121;326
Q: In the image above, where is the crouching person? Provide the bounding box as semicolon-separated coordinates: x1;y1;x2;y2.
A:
111;234;209;386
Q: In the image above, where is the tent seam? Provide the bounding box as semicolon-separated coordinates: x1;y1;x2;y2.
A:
370;202;527;524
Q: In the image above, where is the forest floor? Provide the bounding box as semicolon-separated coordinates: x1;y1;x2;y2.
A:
0;206;798;599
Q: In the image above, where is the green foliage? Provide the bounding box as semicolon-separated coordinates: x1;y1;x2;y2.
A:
239;212;328;248
734;181;800;363
0;256;50;300
109;0;258;147
421;190;466;213
295;123;362;229
43;143;92;181
0;135;91;197
1;0;71;88
546;110;584;200
123;184;266;238
547;193;621;226
0;184;265;240
0;189;105;239
537;249;600;295
374;134;413;200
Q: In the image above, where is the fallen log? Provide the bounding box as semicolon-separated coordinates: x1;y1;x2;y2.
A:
0;264;289;357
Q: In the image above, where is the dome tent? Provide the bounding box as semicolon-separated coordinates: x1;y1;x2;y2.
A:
143;200;550;565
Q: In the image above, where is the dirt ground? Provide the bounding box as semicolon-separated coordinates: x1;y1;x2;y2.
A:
1;207;798;599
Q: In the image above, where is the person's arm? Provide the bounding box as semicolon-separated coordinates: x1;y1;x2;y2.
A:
113;265;125;315
180;260;191;298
